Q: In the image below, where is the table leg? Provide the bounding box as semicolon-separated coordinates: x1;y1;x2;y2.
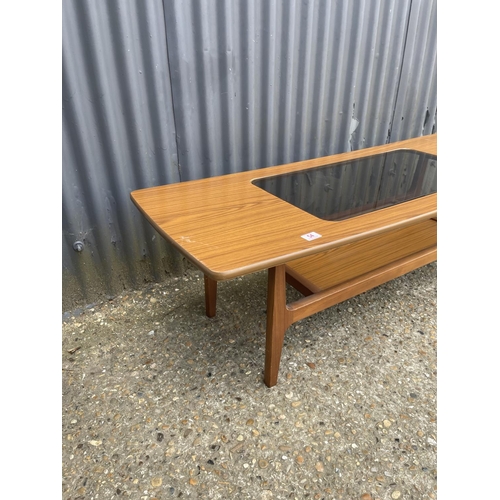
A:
204;275;217;318
264;265;289;388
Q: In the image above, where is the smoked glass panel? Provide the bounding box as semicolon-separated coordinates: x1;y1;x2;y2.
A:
252;150;437;221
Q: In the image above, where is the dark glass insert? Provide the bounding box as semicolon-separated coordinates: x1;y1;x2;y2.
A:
252;149;437;221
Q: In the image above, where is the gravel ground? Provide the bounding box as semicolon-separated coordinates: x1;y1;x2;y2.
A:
62;262;437;500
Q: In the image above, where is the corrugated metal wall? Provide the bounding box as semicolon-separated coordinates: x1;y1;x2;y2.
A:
62;0;182;310
62;0;437;312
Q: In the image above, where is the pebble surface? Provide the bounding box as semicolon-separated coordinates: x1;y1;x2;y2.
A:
62;262;437;499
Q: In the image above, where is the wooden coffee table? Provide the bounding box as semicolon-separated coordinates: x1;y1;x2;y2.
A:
131;134;437;387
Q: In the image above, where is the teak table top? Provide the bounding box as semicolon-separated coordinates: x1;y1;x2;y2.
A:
131;134;437;281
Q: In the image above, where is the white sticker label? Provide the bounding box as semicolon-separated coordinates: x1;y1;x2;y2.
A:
301;231;322;241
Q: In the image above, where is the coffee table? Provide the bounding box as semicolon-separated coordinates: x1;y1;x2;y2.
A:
131;134;437;387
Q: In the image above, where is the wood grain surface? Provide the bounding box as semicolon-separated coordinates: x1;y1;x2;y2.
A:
131;135;437;280
285;219;437;292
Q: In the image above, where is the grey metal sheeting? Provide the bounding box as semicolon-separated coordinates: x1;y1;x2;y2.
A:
62;0;437;311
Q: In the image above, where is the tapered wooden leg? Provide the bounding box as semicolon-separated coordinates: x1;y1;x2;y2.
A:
264;265;288;388
204;275;217;318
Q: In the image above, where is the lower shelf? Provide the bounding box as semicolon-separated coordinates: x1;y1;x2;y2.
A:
285;219;437;294
283;219;437;325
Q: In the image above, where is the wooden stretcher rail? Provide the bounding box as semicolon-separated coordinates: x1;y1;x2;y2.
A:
285;245;437;326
